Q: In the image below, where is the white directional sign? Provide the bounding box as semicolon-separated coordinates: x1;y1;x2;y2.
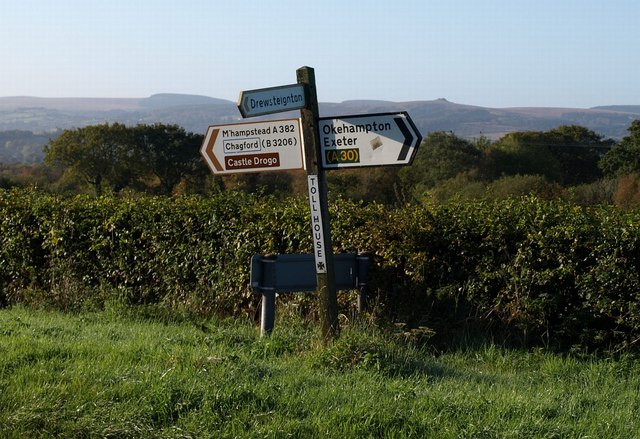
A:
319;112;422;169
200;118;304;175
238;83;306;118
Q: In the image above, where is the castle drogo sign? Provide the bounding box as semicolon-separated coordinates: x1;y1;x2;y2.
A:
200;118;304;175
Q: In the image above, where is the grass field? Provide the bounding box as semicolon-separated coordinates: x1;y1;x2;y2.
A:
1;305;639;438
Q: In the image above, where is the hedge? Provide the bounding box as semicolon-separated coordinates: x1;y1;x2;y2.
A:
2;188;640;351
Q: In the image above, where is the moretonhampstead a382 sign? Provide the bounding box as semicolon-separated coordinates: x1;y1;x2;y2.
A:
200;118;304;174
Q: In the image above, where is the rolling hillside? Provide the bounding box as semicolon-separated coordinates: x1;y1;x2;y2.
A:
1;94;639;163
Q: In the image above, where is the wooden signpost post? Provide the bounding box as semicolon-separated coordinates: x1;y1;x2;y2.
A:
296;66;339;340
200;66;421;340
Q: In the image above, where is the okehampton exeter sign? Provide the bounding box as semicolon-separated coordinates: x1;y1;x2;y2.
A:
319;112;422;169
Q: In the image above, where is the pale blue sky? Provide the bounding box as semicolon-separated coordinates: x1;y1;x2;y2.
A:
1;0;638;108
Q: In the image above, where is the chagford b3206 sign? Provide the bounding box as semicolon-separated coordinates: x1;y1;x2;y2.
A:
200;118;304;175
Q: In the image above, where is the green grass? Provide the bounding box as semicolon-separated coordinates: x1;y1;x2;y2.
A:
1;306;639;438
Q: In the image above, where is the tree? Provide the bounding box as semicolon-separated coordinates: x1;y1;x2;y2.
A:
398;131;481;199
44;123;208;195
132;124;204;194
599;120;640;177
483;131;562;182
328;167;402;204
483;126;610;185
545;125;611;185
44;123;137;195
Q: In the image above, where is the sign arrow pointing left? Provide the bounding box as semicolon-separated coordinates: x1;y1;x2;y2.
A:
202;127;223;172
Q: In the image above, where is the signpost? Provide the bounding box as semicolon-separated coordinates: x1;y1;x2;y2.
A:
238;83;306;118
319;112;422;169
200;118;303;175
200;66;424;340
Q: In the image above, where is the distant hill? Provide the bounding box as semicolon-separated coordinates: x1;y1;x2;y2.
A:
1;94;639;163
591;105;640;114
0;94;232;112
320;99;640;141
139;93;231;109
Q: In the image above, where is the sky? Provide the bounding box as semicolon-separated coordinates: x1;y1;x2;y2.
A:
1;0;639;108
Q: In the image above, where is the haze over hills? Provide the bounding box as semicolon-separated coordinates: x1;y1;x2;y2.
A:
1;93;639;163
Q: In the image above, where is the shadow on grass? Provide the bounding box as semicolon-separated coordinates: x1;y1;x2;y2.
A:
309;324;471;383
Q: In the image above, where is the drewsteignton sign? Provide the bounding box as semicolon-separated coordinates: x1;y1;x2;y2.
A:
237;83;306;118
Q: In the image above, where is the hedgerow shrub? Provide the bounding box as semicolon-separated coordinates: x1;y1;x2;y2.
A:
565;178;616;206
614;173;640;209
0;189;309;315
333;197;640;351
3;188;640;351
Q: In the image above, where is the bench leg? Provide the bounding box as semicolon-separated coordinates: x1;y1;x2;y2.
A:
260;290;276;336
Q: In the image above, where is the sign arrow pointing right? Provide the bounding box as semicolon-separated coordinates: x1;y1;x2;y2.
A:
394;116;415;161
